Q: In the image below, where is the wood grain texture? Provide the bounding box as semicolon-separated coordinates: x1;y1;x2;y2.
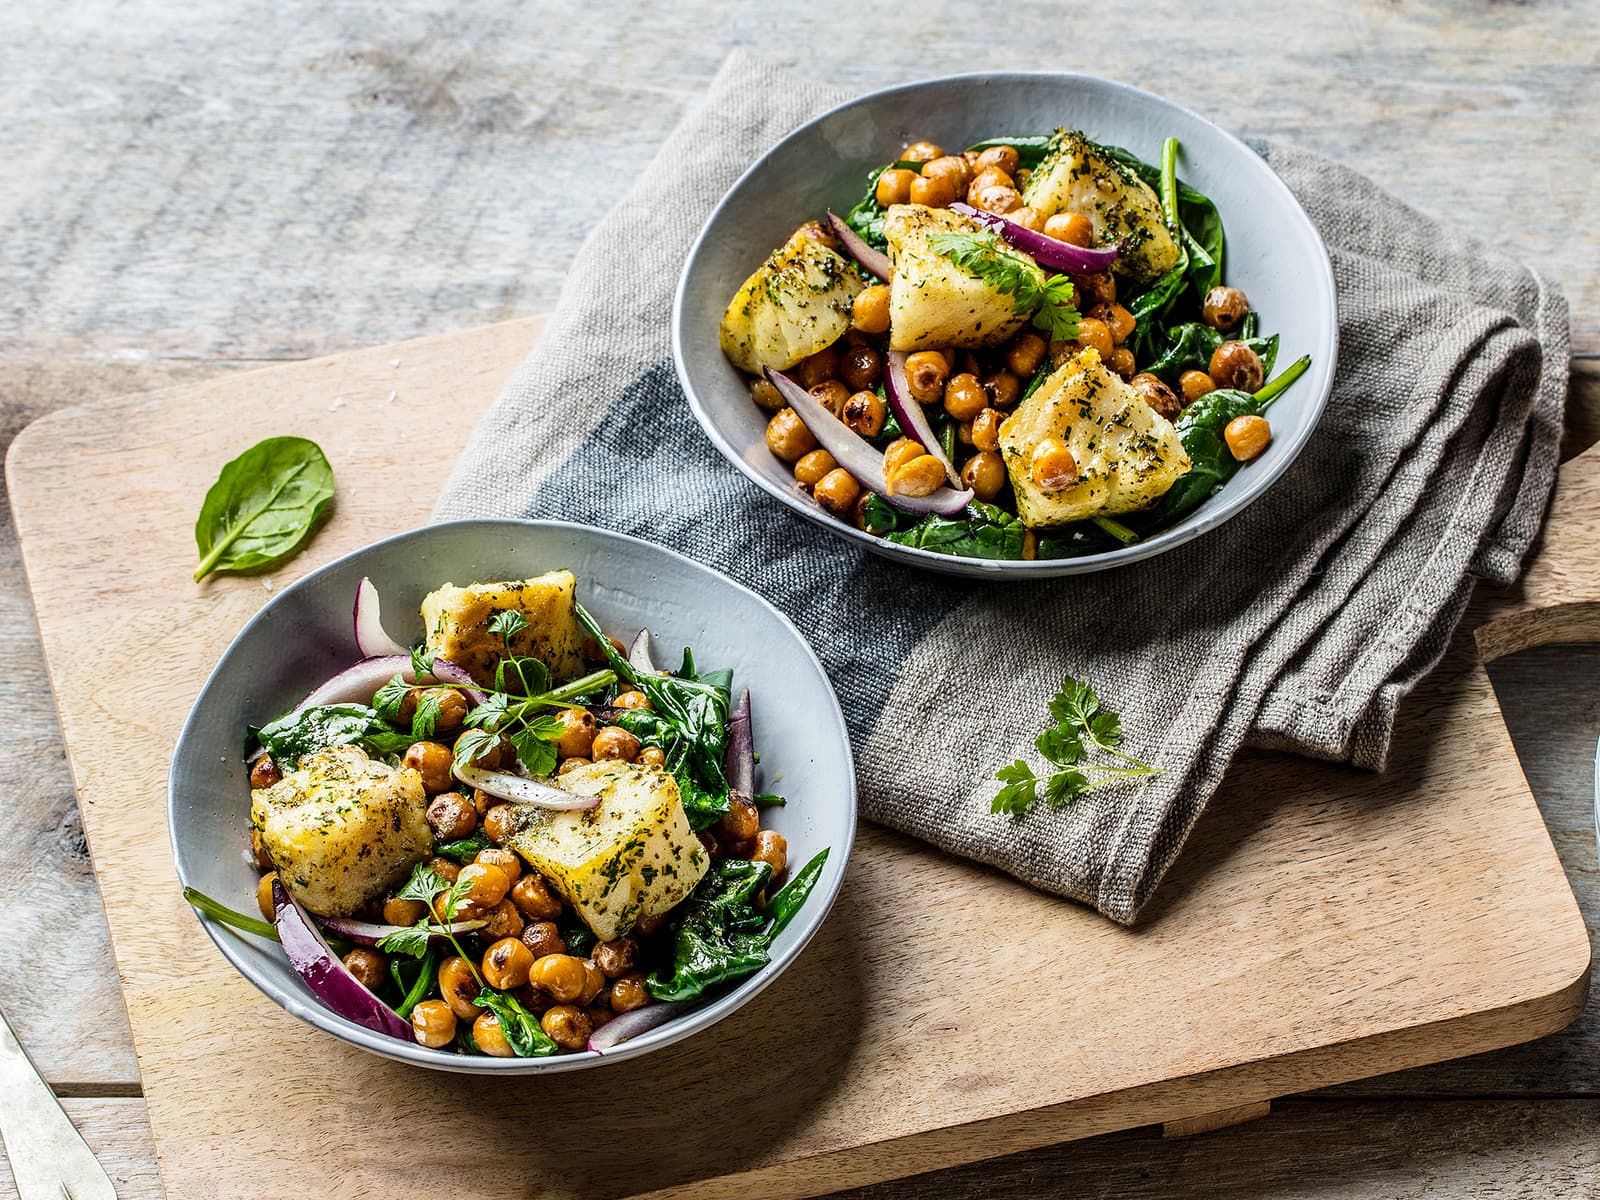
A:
6;318;1591;1200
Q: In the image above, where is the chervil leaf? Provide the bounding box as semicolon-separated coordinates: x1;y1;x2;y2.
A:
452;728;500;767
928;230;1080;340
1044;769;1088;808
439;874;474;923
509;726;558;777
376;920;434;958
1031;275;1082;341
372;674;411;721
409;645;437;681
463;692;509;730
1048;676;1101;730
1087;710;1123;749
410;689;443;739
396;863;450;904
991;759;1041;816
1035;725;1084;766
489;610;530;641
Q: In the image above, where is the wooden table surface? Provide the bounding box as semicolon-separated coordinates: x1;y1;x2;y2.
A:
3;2;1598;1195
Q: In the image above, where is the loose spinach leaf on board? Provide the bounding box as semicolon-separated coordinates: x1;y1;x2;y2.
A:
474;988;560;1057
193;436;335;582
253;703;416;770
887;502;1025;560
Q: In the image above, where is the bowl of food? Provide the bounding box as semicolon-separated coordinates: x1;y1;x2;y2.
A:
674;73;1337;577
170;520;855;1073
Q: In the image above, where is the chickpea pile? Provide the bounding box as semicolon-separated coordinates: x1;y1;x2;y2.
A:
248;641;791;1057
753;138;1274;540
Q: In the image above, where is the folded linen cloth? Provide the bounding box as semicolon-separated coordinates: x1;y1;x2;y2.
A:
435;52;1568;924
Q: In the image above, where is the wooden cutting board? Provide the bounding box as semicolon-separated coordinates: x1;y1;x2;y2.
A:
7;317;1593;1200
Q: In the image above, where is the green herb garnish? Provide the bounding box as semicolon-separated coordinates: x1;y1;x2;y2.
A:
992;677;1160;816
927;230;1081;341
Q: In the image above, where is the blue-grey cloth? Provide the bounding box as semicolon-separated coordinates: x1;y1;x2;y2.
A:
435;53;1568;924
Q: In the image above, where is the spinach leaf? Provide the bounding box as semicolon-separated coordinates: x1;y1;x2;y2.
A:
886;502;1025;560
433;827;490;864
254;703;415;770
763;848;830;939
193;436;335;582
558;911;596;957
1036;521;1126;560
474;988;559;1057
646;859;774;1002
965;132;1063;170
859;493;906;536
1103;143;1224;298
1144;322;1279;384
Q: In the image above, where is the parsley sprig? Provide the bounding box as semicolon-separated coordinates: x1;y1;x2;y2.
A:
376;863;481;966
993;676;1160;816
928;230;1082;341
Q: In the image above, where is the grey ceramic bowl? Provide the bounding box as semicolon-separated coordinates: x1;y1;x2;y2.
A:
674;73;1338;578
169;519;856;1074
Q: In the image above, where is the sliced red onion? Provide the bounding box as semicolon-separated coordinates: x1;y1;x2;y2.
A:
628;628;658;675
824;210;890;282
725;689;753;797
317;914;487;946
763;368;973;518
292;654;486;714
354;577;409;659
884;351;959;486
453;763;601;811
588;1000;694;1053
272;879;412;1041
951;202;1120;274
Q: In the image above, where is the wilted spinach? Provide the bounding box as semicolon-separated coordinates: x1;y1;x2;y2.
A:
887;501;1025;559
474;988;559;1056
965;131;1063;170
843;158;924;250
193;436;335;582
253;703;415;770
1144;322;1279;384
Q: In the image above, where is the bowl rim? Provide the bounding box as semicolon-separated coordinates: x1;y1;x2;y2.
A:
672;69;1339;576
168;517;858;1074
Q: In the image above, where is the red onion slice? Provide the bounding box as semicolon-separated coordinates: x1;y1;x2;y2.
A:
883;351;960;486
588;1000;695;1053
292;654;486;714
824;210;890;282
272;879;413;1041
724;688;753;797
317;914;487;946
950;202;1120;274
354;577;409;659
763;369;973;518
453;763;601;811
628;628;658;675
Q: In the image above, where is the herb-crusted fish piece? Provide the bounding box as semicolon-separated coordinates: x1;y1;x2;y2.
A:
1022;130;1181;282
421;571;587;686
719;225;866;374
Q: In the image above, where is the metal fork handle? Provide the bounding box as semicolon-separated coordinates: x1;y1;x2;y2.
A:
0;1003;118;1200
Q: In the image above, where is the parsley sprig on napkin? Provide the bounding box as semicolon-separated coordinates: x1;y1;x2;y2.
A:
994;677;1160;815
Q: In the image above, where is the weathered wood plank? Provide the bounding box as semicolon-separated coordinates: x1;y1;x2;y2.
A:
0;1098;160;1200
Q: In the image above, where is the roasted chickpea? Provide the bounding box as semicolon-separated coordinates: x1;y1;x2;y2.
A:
969;408;1003;453
399;686;468;734
438;955;484;1019
752;829;788;882
901;140;944;162
249;827;274;871
520;919;567;959
882;438;923;476
483;804;516;844
592;725;641;763
582;634;628;663
472;847;520;885
887;453;947;498
483;936;536;990
794;346;840;390
383;895;427;927
814;468;861;516
403;741;454;793
425;855;462;883
541;1004;593;1051
1224;414;1272;461
472;1011;516;1057
921;155;971;195
249;756;281;790
634;909;670;938
587;1005;614;1030
1044;212;1094;247
1030;438;1080;491
975;144;1019;175
716;794;760;845
553;707;596;759
875;167;917;206
960;451;1006;501
983;370;1021;410
410;999;456;1048
943;373;987;421
456;862;511;912
794;448;837;487
795;218;837;248
966;167;1013;202
842;390;887;438
1179;369;1216;404
610;972;650;1013
909;172;957;207
1202;285;1250;332
750;376;785;413
510;873;563;921
1074;316;1114;360
1074;270;1116;306
530;953;589;1004
1107;347;1136;378
1210;341;1264;392
256;871;278;920
593;936;640;979
765;408;817;463
426;792;477;842
640;745;666;767
1006;332;1048;378
852;284;891;334
557;756;589;775
809;379;851;417
1130;373;1182;420
580;958;607;1006
481;898;524;941
973;184;1023;215
904;351;949;404
1008;206;1046;233
836;343;880;391
612;690;651;712
1089;303;1135;345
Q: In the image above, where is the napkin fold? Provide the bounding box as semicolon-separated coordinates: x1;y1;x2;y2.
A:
436;52;1568;924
